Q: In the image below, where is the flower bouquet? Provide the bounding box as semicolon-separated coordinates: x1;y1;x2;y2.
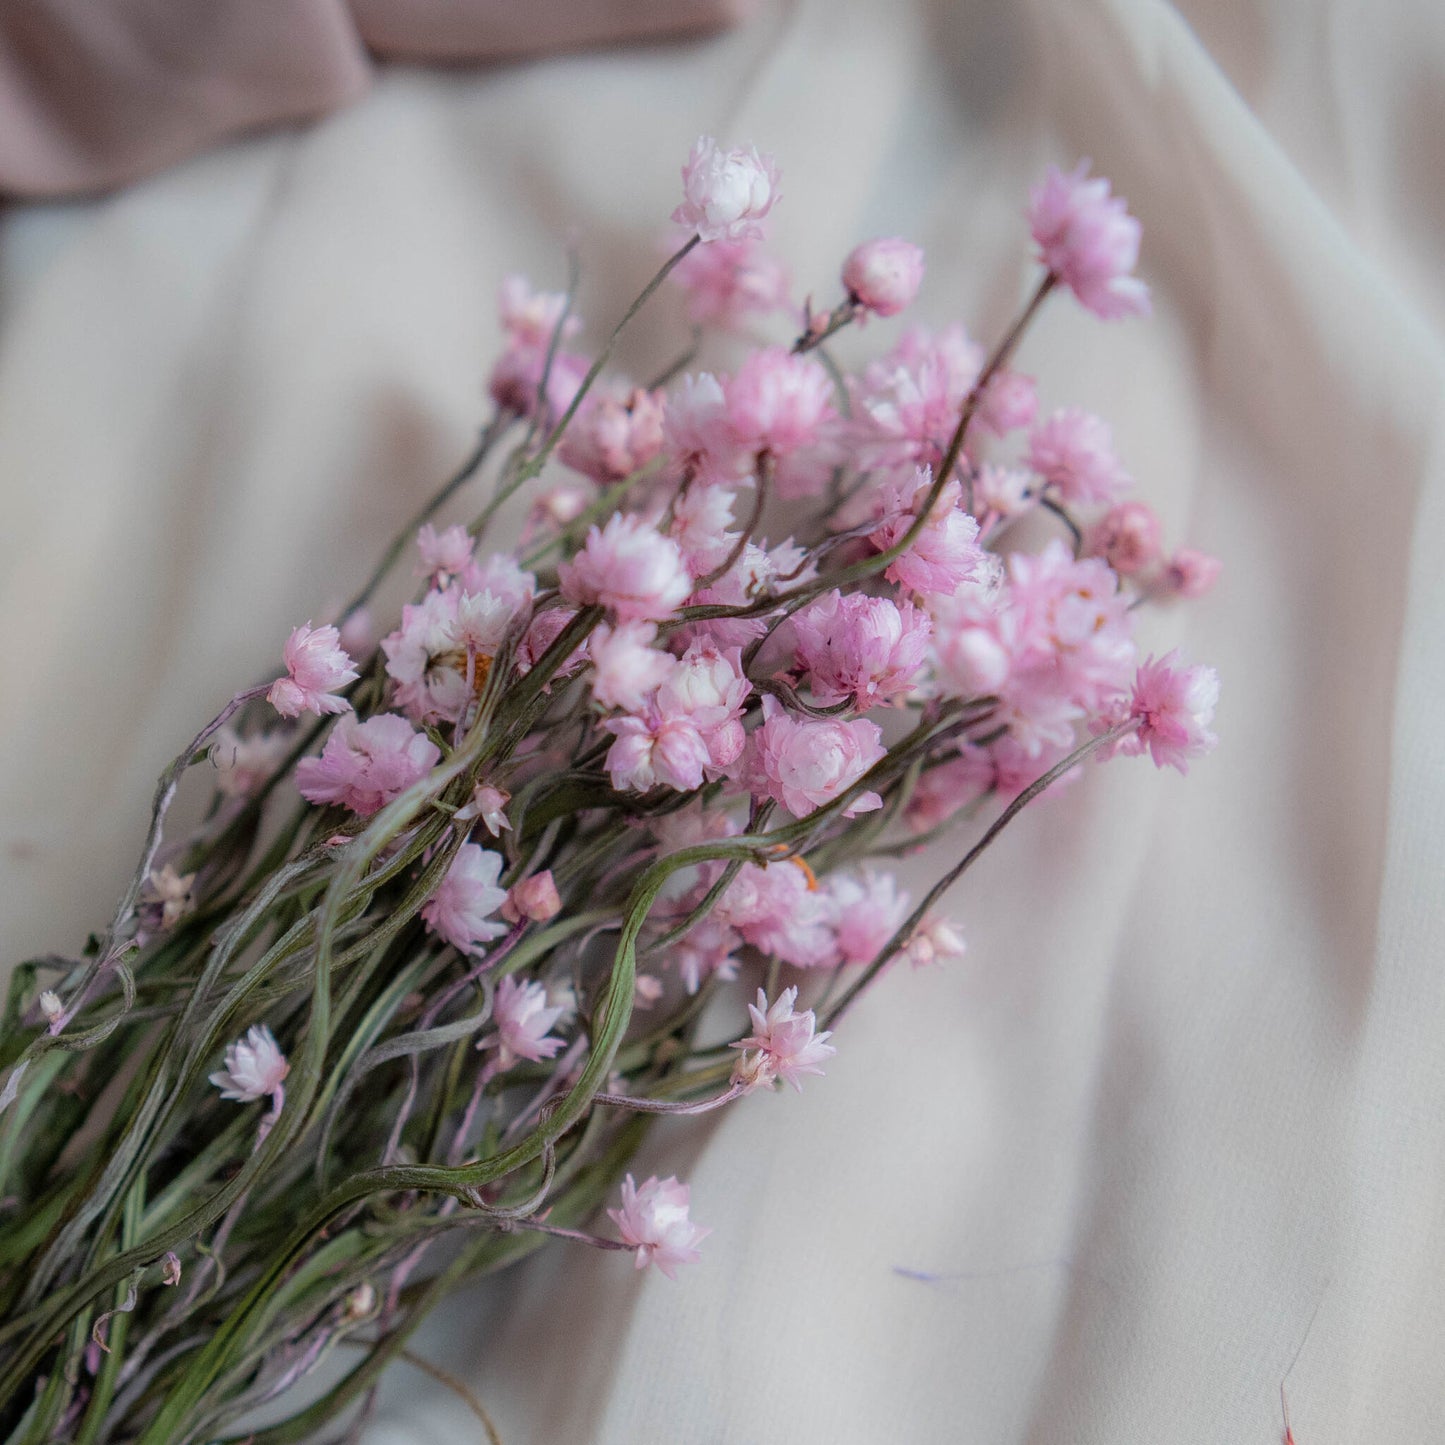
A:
0;138;1217;1443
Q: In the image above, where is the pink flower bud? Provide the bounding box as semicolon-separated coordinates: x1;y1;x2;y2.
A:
1163;547;1222;599
505;870;562;924
842;237;925;317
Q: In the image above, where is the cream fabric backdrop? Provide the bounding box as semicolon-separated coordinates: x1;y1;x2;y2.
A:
2;0;1443;1440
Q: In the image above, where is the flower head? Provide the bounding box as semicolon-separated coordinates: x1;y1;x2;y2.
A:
793;590;931;709
144;863;195;930
673;136;781;243
267;623;359;718
731;987;836;1093
488;974;565;1070
211;726;290;799
1118;651;1219;773
588;620;677;712
669;235;790;329
455;782;512;837
559;513;692;623
504;869;562;924
1028;161;1150;320
724;347;835;458
296;713;440;817
608;1174;710;1279
210;1024;289;1106
1028;408;1131;508
747;699;886;819
422;844;508;954
842;237;925;317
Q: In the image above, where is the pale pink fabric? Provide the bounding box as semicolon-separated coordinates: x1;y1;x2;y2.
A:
0;0;754;197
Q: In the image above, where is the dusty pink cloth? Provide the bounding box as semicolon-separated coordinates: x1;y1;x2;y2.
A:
0;0;753;197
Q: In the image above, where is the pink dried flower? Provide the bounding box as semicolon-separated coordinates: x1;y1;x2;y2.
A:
842;237;925;317
655;638;751;772
415;523;474;584
828;867;911;966
1163;547;1223;599
747;699;886;818
422;844;508;954
718;859;838;969
672;915;743;993
724;347;835;458
973;463;1036;520
559;513;692;623
516;606;589;677
668;481;739;575
731;986;836;1092
904;914;967;968
854;324;982;470
972;369;1038;438
455;782;511;836
267;623;359;719
673;136;781;244
1027;408;1130;507
793;590;931;709
870;470;988;601
664;371;748;485
497;274;580;350
604;708;712;793
1117;651;1220;773
669;235;790;329
210;1024;289;1107
608;1174;710;1279
1089;500;1161;576
504;869;562;924
588;620;677;712
489;974;565;1070
559;386;666;484
382;587;515;725
296;713;440;817
1027;161;1150;320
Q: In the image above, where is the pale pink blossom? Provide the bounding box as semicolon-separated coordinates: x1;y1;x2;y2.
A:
724;347;834;458
842;237;925;317
1088;500;1161;576
211;726;290;799
415;523;474;584
382;588;514;725
1113;651;1219;773
870;470;988;601
559;513;692;623
668;481;739;574
588;621;677;712
1027;408;1131;508
267;623;359;719
422;844;508;954
828;868;910;966
973;464;1036;521
504;869;562;924
456;552;537;614
1028;161;1150;320
515;607;588;677
455;782;511;837
489;974;566;1070
604;708;711;793
747;698;886;818
853;324;982;469
489;340;588;424
337;606;375;659
497;274;580;350
904;914;967;968
793;591;931;709
210;1024;289;1107
731;986;836;1092
673;136;781;243
296;713;441;817
672;916;743;992
609;1174;710;1279
930;585;1011;697
669;235;790;329
972;369;1038;438
38;990;63;1022
1162;547;1223;600
655;638;751;771
664;372;748;485
717;860;837;969
559;386;666;484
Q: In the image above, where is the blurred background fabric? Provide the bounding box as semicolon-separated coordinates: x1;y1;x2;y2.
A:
2;0;1444;1440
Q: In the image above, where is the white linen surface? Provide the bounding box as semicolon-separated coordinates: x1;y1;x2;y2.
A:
3;0;1443;1440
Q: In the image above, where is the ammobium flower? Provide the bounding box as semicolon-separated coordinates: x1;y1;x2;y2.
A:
421;844;508;955
1027;161;1150;321
731;987;836;1093
842;236;925;317
267;622;359;718
607;1174;710;1279
672;135;781;244
210;1024;289;1110
559;513;692;623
